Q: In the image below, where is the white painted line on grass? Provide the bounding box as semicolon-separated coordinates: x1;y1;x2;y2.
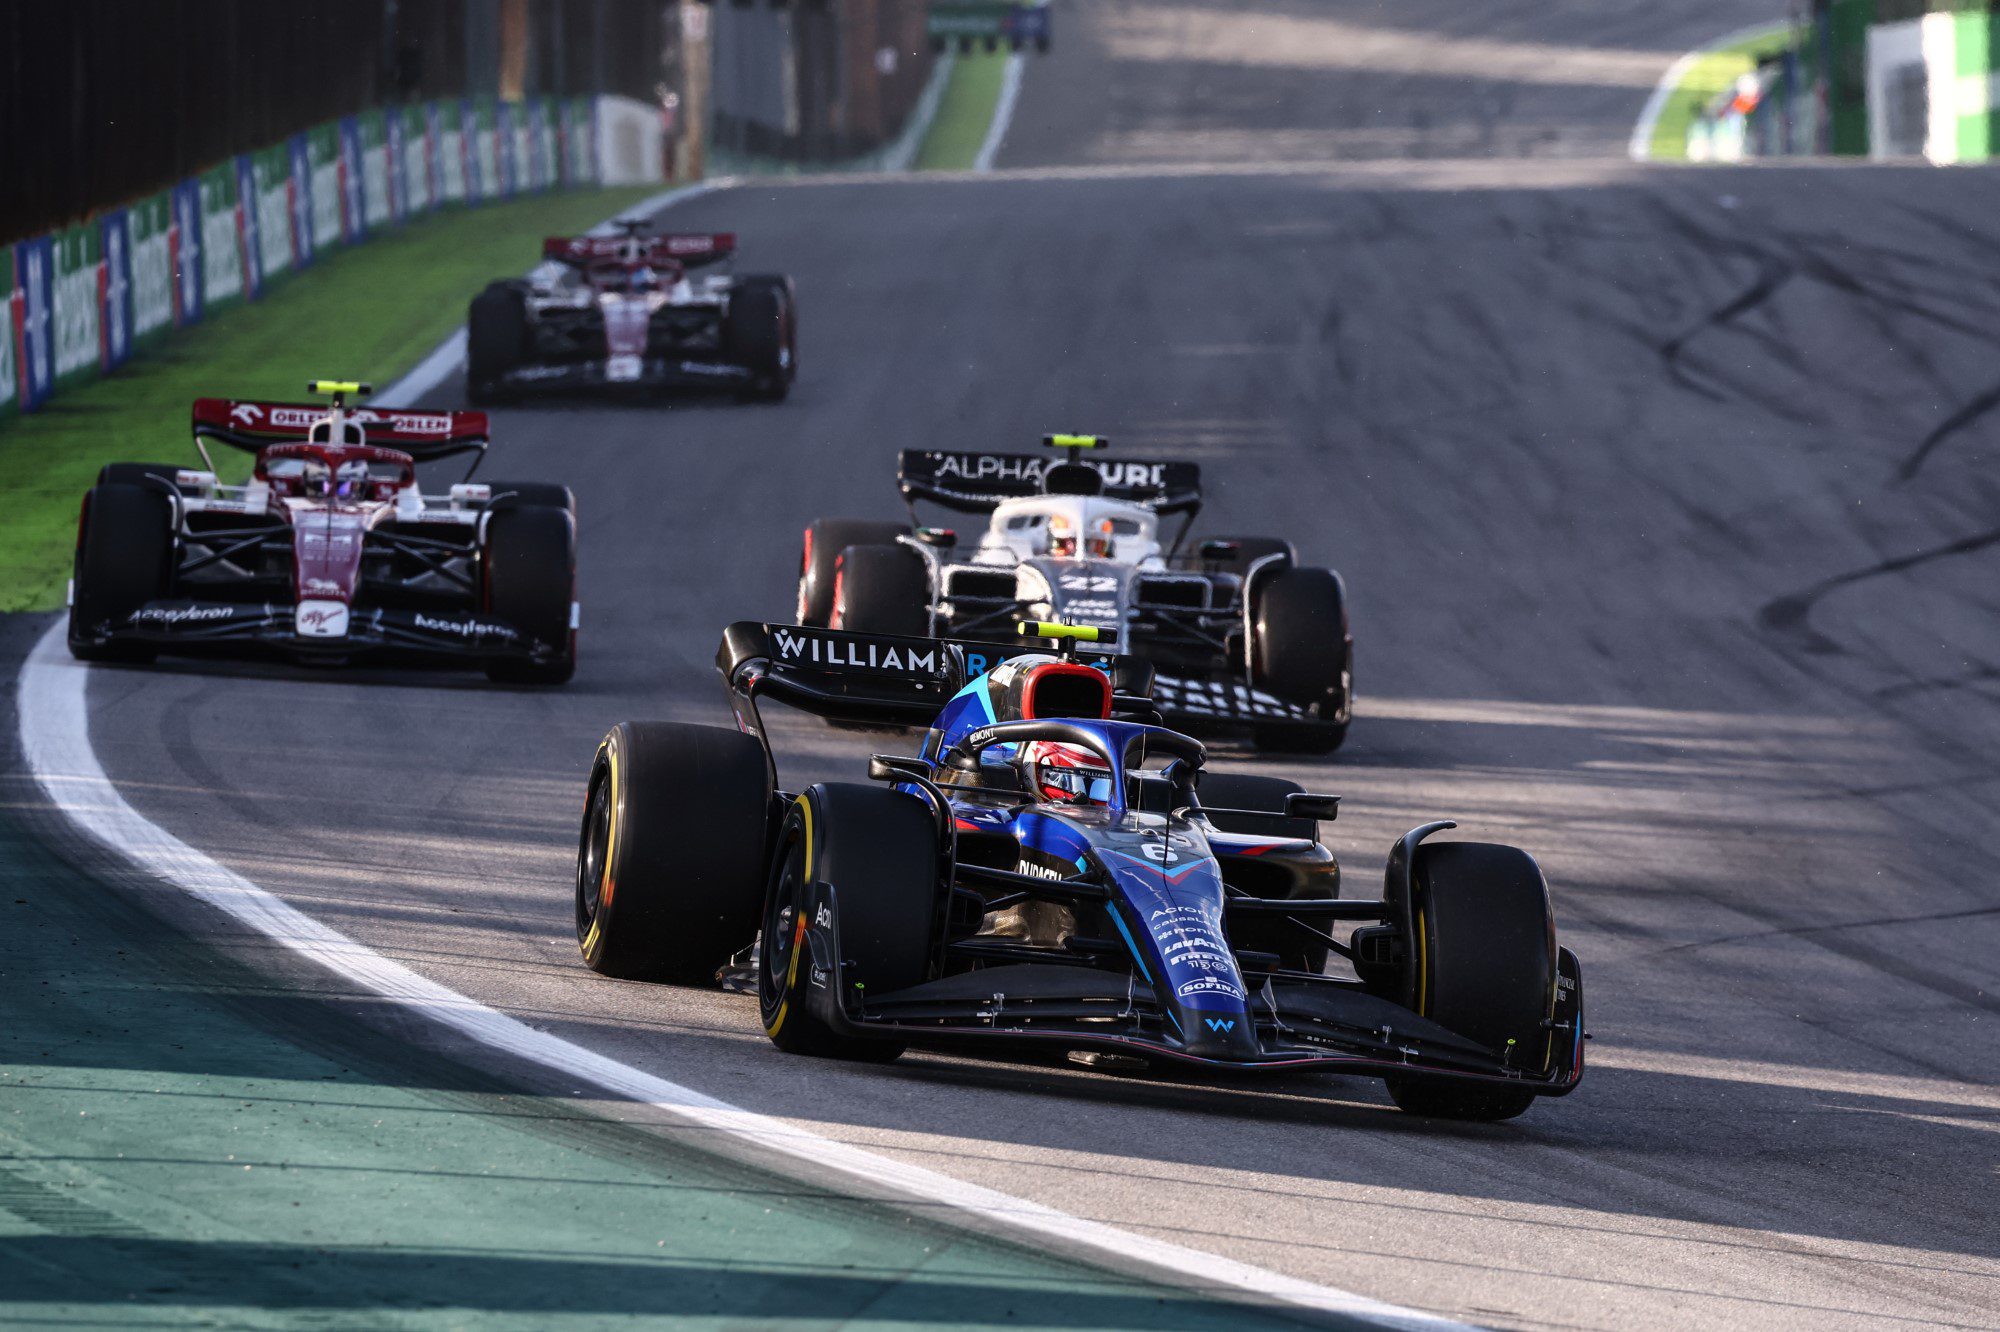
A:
975;53;1027;172
16;617;1469;1332
1629;21;1794;161
375;182;719;408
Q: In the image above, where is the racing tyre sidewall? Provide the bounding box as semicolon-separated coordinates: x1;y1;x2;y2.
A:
797;519;908;627
467;283;529;405
576;722;773;983
69;483;173;662
725;275;794;402
482;503;576;684
829;543;930;638
1387;840;1557;1122
757;783;938;1060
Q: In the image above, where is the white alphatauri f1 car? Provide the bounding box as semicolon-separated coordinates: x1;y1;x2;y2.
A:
795;435;1354;752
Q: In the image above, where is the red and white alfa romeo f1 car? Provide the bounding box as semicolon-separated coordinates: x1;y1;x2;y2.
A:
466;220;796;404
67;381;577;684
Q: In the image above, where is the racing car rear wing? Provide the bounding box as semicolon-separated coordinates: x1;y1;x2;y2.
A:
717;621;1154;777
192;398;491;470
897;449;1201;516
542;233;736;268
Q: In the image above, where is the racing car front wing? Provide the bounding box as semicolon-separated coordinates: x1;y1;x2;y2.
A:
788;876;1585;1096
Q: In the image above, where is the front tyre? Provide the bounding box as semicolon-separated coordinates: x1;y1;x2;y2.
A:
467;283;530;406
482;503;576;685
576;722;773;982
69;483;173;663
1386;840;1557;1122
758;783;939;1060
726;275;795;403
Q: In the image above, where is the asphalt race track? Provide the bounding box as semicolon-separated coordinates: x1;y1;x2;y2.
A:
49;3;2000;1327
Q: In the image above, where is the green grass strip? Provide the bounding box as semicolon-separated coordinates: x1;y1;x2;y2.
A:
0;186;663;613
915;52;1011;170
1648;24;1798;160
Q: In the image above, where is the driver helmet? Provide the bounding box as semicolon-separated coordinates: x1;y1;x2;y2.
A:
1048;513;1077;559
1087;516;1116;559
627;266;657;292
295;459;333;499
334;460;372;502
1024;741;1115;808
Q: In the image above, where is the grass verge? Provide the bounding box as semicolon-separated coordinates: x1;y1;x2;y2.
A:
0;185;662;612
915;52;1011;170
1647;23;1798;160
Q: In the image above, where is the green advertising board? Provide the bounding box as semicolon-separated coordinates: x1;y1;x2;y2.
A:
49;222;102;387
127;191;175;346
196;161;244;308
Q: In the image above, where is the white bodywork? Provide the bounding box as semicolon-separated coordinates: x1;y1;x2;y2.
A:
969;495;1167;570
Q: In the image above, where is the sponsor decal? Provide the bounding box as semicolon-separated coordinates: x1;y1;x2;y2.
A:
674;360;739;378
129;604;235;626
510;364;569;382
269;406;327;429
171;180;204;325
1057;573;1118;594
605;353;642;383
297;603;349;637
413;612;517;640
928;453;1168;492
231;402;263;425
1015;858;1067;882
301;577;343;596
772;627;941;676
1179;977;1247;1001
17;237;55;408
100;211;133;370
1203;1017;1237;1034
814;904;832;929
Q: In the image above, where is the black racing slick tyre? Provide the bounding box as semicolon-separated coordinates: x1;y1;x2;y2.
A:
1386;841;1557;1123
482;503;575;684
829;544;930;638
483;480;577;517
797;518;908;626
467;282;529;405
758;784;939;1060
1249;566;1352;754
68;483;173;662
576;722;774;983
725;275;794;402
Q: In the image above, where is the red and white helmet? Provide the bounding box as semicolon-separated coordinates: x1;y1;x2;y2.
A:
1024;741;1115;807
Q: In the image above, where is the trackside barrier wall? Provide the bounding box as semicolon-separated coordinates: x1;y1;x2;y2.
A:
1865;11;2000;162
3;93;658;422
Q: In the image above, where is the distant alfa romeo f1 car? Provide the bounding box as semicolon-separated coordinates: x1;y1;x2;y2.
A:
467;220;796;404
574;620;1584;1121
794;435;1353;752
68;381;576;683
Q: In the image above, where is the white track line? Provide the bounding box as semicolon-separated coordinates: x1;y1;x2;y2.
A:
375;181;718;408
17;622;1468;1331
974;53;1027;172
1628;21;1793;161
20;168;1470;1329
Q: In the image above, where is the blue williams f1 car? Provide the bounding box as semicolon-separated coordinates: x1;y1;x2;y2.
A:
574;622;1584;1120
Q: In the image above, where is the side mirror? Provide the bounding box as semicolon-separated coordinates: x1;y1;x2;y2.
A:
1284;793;1341;822
914;527;956;549
1197;539;1241;562
868;754;936;783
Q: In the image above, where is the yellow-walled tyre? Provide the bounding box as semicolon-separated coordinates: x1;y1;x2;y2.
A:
757;783;938;1060
575;722;772;983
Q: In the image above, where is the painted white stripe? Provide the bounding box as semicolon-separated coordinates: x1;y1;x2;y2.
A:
975;53;1028;172
17;621;1465;1332
374;182;719;409
1628;21;1793;162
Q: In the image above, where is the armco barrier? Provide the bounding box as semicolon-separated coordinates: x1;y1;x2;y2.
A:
5;93;647;420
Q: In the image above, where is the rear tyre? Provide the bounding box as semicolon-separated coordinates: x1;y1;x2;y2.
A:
1385;841;1555;1122
467;283;530;406
69;483;173;663
830;544;930;637
482;503;575;684
1250;566;1352;754
726;275;795;403
797;518;908;626
758;784;939;1060
576;722;773;983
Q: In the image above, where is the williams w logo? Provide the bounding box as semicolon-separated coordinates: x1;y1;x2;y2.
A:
1204;1018;1235;1034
